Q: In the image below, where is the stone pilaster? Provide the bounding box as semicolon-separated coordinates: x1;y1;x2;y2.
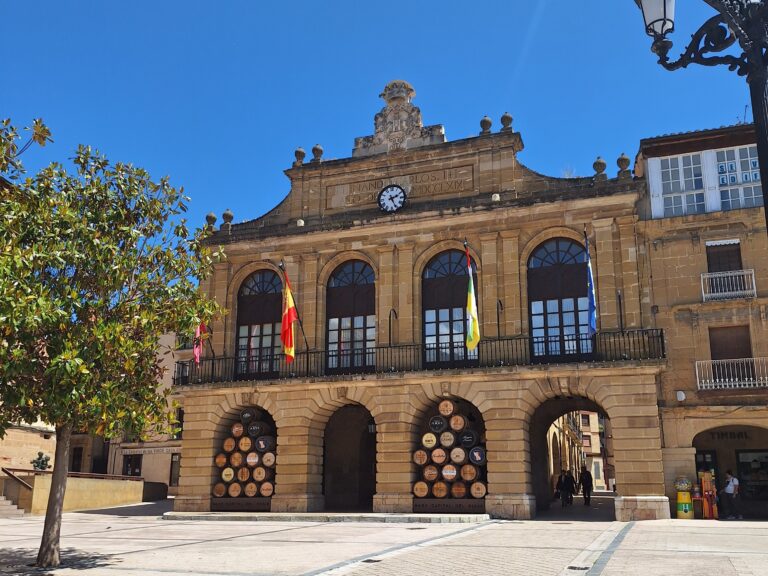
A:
593;219;618;331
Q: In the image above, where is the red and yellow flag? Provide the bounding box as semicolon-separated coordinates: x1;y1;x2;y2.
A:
281;271;298;363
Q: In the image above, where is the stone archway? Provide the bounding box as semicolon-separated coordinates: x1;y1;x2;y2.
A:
692;424;768;519
530;396;611;519
323;404;377;511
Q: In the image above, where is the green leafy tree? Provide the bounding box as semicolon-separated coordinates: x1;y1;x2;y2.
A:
0;119;221;567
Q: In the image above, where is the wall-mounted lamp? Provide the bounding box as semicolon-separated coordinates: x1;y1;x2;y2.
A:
676;390;686;402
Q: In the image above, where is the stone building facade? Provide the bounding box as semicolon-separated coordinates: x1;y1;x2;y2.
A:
173;81;765;520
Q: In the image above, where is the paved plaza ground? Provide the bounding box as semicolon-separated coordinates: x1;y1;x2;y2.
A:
0;499;766;576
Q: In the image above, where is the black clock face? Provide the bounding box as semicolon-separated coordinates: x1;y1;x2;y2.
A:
378;185;406;213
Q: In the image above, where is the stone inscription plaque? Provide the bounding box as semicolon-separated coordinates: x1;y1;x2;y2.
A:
325;166;474;209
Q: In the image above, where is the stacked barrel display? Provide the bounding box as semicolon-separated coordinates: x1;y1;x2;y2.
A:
412;399;487;502
212;407;277;501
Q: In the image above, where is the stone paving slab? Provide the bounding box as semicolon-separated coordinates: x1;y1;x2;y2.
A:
1;508;767;576
164;511;491;523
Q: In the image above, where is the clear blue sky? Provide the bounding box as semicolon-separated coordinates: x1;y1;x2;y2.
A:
3;1;750;231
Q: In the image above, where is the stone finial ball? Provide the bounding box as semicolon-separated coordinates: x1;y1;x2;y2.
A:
500;111;513;130
480;116;492;134
617;152;631;171
294;147;306;164
312;144;324;160
222;208;234;223
593;156;607;175
205;212;217;226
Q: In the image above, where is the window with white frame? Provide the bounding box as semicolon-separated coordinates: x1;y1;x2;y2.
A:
660;154;705;216
717;146;763;211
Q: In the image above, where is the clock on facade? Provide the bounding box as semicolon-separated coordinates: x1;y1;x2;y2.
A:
377;185;407;213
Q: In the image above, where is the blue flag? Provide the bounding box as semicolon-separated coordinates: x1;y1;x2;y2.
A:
585;230;597;336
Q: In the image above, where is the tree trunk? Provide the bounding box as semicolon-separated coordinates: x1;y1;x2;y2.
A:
36;422;73;568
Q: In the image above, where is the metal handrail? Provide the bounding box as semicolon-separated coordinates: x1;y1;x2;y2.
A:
696;357;768;390
1;467;33;491
1;467;143;482
175;329;666;386
701;269;756;302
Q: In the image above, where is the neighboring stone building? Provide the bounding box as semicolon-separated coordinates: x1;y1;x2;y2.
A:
173;80;679;521
636;124;768;517
545;411;586;494
580;410;611;492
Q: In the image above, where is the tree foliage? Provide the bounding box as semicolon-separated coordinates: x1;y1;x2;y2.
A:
0;118;221;566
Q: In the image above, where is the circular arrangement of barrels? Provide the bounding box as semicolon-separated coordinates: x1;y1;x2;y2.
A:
212;407;276;499
412;399;487;500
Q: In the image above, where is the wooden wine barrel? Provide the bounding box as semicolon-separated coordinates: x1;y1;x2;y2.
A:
413;449;429;466
413;481;430;498
470;481;487;499
459;429;479;449
439;431;456;448
431;447;448;466
238;436;253;452
255;435;277;453
222;437;237;453
229;452;243;468
468;446;487;466
231;422;244;438
261;452;276;468
247;421;271;438
252;466;273;482
432;481;449;498
214;453;228;468
221;467;235;483
441;463;458;482
244;482;258;497
460;464;479;482
438;399;456;417
449;414;466;432
450;446;468;465
259;481;274;497
212;482;227;497
428;415;448;434
237;467;251;482
421;432;438;449
451;481;467;498
240;407;257;425
228;482;242;498
246;452;260;467
423;464;439;482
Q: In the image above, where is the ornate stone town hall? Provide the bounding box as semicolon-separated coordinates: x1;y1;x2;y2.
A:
172;80;768;520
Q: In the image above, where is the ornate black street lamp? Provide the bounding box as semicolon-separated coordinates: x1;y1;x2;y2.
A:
635;0;768;230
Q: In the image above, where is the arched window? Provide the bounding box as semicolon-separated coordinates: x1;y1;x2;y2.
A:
527;238;592;361
326;260;376;373
422;250;479;367
236;270;282;377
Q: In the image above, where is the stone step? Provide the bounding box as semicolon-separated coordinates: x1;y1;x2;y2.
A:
0;498;24;517
164;511;491;523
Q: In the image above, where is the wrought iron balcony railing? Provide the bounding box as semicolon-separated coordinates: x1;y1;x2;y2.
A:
173;329;665;386
701;269;757;302
696;357;768;390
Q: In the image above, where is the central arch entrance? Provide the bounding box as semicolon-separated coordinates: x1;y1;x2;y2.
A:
323;404;376;511
530;397;614;521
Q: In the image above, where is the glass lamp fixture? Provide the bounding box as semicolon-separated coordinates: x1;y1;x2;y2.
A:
635;0;675;37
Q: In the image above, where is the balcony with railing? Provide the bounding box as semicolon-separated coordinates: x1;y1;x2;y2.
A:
701;269;756;302
696;357;768;390
174;329;665;387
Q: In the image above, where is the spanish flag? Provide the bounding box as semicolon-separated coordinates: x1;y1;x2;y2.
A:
281;271;299;363
465;245;480;351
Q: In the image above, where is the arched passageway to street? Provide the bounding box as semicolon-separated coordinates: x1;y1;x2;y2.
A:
530;396;614;521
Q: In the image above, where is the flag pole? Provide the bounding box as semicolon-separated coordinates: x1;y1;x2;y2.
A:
278;260;311;363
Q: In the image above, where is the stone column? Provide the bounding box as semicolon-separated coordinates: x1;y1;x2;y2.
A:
396;244;415;344
210;261;231;356
593;219;619;331
480;233;499;339
372;419;414;513
377;246;396;346
617;216;641;329
500;230;521;335
300;253;319;349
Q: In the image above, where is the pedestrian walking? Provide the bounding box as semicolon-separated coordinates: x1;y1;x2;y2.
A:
719;470;743;520
578;465;594;506
557;470;576;508
565;470;576;506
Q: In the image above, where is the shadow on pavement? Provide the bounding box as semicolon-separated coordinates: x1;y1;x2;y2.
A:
0;548;117;575
536;493;616;522
77;499;174;517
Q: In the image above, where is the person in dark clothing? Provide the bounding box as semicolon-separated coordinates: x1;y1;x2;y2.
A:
578;465;594;506
556;470;576;508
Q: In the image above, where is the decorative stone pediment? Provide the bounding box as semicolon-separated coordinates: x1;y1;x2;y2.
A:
352;80;445;158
